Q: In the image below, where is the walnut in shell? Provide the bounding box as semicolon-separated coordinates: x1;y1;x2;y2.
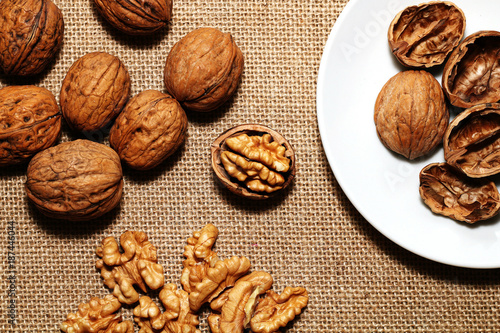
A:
164;27;244;112
25;139;123;221
444;103;500;178
419;162;500;223
442;30;500;108
0;85;61;167
374;70;449;160
0;0;64;76
388;1;466;68
109;90;188;170
94;0;172;35
211;124;295;199
60;52;131;133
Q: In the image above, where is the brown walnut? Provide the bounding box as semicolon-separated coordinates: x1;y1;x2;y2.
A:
211;124;296;200
109;90;188;170
388;1;466;68
0;0;64;76
25;139;123;221
444;103;500;178
0;85;61;167
419;162;500;223
60;52;131;133
442;30;500;108
164;27;244;112
93;0;172;35
374;70;449;160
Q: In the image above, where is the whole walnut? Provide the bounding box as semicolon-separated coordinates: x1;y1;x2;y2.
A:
0;0;64;76
164;27;244;112
94;0;172;35
25;139;123;221
0;85;61;167
109;90;188;170
60;52;131;133
374;70;449;160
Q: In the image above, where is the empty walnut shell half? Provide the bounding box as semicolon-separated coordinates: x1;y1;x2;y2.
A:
164;27;244;112
388;1;465;68
419;162;500;223
211;124;295;200
93;0;172;35
444;103;500;178
0;85;61;167
25;139;123;221
374;70;449;160
442;30;500;108
0;0;64;76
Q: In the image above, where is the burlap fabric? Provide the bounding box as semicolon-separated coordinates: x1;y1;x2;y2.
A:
1;0;500;332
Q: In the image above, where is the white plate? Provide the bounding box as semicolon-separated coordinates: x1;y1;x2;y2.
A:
317;0;500;268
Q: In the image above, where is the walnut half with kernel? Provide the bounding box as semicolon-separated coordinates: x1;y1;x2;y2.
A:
211;124;295;200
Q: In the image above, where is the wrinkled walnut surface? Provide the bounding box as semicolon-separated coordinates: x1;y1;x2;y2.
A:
388;1;465;68
94;0;172;35
133;284;200;333
109;90;188;170
211;124;296;199
96;231;165;305
419;162;500;223
25;139;123;221
0;85;61;167
443;30;500;108
250;287;308;333
374;70;449;160
60;294;134;333
444;103;500;178
0;0;64;76
60;52;131;133
164;27;244;112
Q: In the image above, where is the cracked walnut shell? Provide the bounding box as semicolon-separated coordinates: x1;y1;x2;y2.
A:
374;70;449;160
442;30;500;108
443;103;500;178
388;1;466;68
164;27;244;112
25;139;123;221
60;52;131;133
96;231;165;305
0;0;64;76
0;85;61;167
94;0;172;35
419;162;500;223
109;90;188;170
211;124;296;199
60;294;134;333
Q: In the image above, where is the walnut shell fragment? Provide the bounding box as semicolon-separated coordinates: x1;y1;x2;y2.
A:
60;294;134;333
60;52;131;133
164;27;244;112
25;139;123;221
109;90;188;170
419;163;500;223
94;0;172;35
388;1;465;68
211;124;296;199
0;85;61;167
443;103;500;178
442;30;500;108
374;70;449;160
0;0;64;76
96;231;165;305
